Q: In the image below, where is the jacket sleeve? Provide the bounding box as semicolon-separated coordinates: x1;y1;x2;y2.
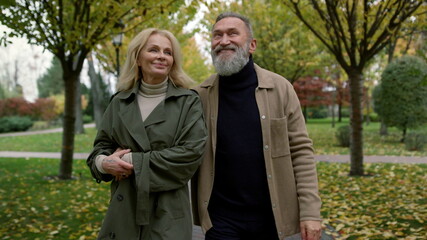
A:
86;100;119;183
286;86;322;221
132;94;207;193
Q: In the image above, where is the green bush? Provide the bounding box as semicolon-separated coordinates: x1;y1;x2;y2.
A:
364;113;380;123
83;114;93;124
405;132;427;151
0;116;33;133
335;125;350;147
308;107;328;119
373;56;427;136
340;108;350;118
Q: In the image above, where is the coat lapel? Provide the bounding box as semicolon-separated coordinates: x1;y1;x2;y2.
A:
119;99;152;151
143;101;166;127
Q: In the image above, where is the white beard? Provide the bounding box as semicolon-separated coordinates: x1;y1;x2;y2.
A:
211;42;250;76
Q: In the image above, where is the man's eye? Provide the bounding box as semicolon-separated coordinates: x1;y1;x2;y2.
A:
213;33;222;39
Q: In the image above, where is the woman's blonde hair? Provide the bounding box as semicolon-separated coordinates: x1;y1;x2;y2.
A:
116;28;193;91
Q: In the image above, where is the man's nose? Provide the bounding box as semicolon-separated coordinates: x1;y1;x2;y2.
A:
219;34;230;45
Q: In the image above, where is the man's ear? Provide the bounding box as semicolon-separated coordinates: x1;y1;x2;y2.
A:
249;38;257;54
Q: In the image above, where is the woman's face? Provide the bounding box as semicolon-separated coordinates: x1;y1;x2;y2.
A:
138;34;174;84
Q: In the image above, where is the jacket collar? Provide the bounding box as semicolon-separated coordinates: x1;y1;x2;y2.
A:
200;64;275;89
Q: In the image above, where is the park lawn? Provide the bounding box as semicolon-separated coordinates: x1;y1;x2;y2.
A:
0;127;97;153
306;118;427;157
0;119;426;157
0;158;425;239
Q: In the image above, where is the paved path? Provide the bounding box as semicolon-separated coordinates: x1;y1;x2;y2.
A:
1;151;425;164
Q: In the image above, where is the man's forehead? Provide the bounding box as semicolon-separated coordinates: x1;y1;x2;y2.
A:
213;17;246;31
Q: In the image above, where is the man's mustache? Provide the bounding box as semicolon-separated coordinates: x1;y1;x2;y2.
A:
213;45;238;55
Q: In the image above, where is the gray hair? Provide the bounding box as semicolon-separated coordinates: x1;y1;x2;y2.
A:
214;12;254;39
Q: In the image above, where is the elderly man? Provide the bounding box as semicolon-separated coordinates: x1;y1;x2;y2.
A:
192;12;322;240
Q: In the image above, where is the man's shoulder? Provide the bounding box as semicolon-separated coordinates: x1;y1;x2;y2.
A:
193;73;218;92
254;64;293;88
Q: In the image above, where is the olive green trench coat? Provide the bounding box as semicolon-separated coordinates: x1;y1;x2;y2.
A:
87;81;207;240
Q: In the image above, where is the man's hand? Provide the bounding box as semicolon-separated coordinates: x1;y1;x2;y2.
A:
102;149;133;181
300;220;322;240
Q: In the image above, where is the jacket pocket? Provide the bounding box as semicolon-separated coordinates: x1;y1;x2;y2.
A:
270;117;290;158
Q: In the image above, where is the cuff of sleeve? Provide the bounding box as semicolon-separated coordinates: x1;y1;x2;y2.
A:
122;152;133;164
95;155;108;174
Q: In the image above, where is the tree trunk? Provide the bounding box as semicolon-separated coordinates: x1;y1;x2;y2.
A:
348;70;364;176
331;104;335;128
87;54;104;128
331;90;336;128
338;103;342;122
74;76;85;134
59;72;78;179
365;93;370;126
303;105;307;121
401;128;407;143
380;120;388;136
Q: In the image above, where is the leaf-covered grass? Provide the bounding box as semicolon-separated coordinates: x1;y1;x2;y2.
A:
0;158;108;240
0;158;425;239
1;119;426;157
318;162;426;239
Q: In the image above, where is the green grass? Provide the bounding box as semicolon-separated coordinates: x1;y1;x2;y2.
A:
0;158;425;239
0;128;97;153
1;119;426;156
306;118;427;157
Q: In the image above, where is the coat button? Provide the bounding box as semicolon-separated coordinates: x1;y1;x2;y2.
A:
261;115;266;120
109;232;116;239
264;145;269;150
117;194;124;201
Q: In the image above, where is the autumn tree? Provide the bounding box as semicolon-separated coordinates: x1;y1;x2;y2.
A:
293;74;332;119
284;0;422;176
0;0;195;179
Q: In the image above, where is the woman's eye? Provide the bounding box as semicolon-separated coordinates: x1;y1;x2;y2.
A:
149;48;158;52
165;51;172;56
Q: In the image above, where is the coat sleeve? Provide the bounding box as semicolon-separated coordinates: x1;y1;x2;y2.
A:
286;86;322;221
132;94;207;193
86;100;120;183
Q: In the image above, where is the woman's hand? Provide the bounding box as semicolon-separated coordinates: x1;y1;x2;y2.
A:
102;148;133;181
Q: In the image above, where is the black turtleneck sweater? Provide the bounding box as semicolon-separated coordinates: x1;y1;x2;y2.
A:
208;58;273;221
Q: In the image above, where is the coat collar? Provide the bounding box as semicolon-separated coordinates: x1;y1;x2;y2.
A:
200;64;275;89
116;80;192;152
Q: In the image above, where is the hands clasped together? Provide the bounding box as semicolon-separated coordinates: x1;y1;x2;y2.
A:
102;148;134;181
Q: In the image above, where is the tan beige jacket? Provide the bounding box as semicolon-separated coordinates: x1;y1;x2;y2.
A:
191;64;321;239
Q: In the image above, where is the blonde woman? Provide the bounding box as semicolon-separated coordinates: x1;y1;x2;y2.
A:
87;28;207;240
